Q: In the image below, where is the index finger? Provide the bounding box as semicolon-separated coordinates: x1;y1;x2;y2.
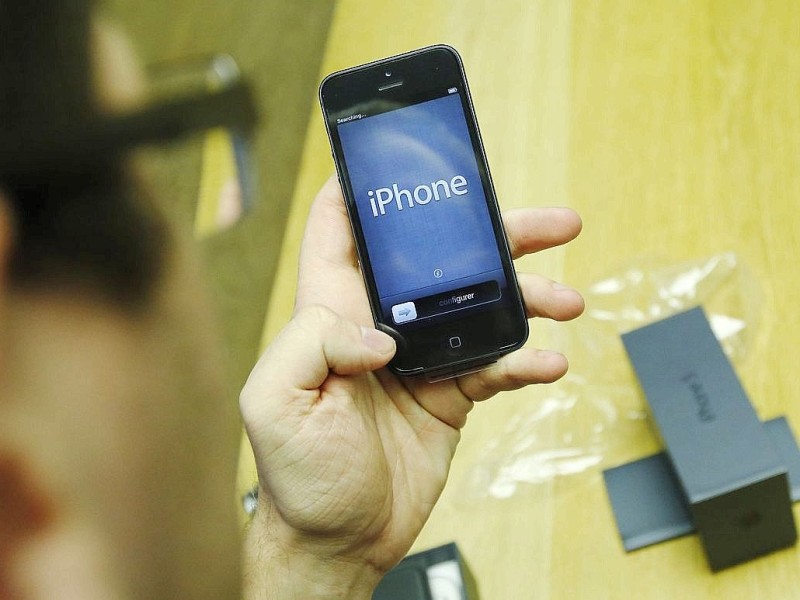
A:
503;207;583;259
298;174;356;271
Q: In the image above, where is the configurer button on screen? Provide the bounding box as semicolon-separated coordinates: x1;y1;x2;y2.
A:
392;301;418;324
415;280;501;319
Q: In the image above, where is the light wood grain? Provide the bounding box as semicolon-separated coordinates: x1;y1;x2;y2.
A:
240;1;800;597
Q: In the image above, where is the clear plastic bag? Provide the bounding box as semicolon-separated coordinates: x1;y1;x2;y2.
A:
461;252;763;501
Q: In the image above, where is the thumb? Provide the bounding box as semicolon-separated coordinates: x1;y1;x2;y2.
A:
242;305;396;402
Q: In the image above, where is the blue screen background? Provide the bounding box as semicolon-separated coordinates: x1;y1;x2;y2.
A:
338;94;506;316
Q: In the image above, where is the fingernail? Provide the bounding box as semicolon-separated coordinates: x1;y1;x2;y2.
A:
361;327;396;354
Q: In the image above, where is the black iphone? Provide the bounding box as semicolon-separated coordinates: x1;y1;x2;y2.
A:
319;44;528;379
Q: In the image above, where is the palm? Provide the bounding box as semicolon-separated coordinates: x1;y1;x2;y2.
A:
256;365;459;570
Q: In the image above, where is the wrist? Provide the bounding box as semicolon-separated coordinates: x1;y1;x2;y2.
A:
243;501;384;600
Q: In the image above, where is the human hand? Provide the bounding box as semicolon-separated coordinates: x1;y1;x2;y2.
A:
239;176;584;599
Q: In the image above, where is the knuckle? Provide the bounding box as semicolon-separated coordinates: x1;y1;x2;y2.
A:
294;304;341;333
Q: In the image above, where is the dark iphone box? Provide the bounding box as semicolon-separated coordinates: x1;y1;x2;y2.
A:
604;306;799;571
372;543;479;600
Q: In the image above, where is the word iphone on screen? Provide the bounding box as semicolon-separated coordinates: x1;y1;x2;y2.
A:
320;45;528;379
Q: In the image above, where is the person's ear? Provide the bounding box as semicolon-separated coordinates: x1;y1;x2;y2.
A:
0;192;14;297
0;454;56;593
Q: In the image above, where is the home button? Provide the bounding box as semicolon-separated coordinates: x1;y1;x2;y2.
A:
448;336;462;349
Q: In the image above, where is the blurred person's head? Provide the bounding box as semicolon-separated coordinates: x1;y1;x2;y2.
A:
0;4;242;599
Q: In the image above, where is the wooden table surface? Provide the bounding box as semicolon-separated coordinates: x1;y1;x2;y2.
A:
238;1;800;597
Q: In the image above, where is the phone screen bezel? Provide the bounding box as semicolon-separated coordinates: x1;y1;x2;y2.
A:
320;45;528;376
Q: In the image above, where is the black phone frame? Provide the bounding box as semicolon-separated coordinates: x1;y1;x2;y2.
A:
320;45;528;378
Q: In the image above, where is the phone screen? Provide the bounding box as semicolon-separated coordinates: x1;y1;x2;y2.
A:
337;91;508;327
321;45;527;376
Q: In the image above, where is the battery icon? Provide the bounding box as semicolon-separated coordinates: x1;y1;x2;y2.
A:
447;87;458;94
